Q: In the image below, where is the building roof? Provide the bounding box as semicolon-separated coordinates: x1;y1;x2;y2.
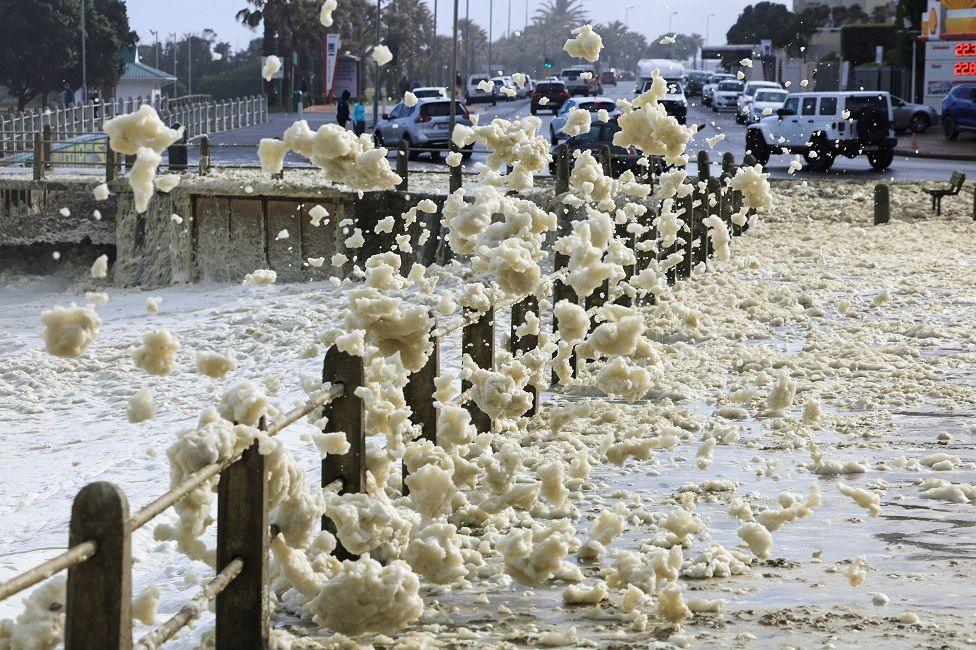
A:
121;60;176;82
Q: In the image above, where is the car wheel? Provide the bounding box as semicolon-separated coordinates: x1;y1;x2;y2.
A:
804;134;834;172
745;129;770;166
867;148;894;171
910;113;930;134
373;131;384;147
943;115;958;140
403;136;421;161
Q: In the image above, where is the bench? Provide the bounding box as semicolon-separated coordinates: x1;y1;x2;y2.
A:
923;171;966;216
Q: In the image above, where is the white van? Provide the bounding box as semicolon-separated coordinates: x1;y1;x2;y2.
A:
745;91;897;171
635;59;685;93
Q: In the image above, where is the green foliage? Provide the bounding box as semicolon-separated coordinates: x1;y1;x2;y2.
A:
841;24;897;66
726;2;802;49
0;0;134;110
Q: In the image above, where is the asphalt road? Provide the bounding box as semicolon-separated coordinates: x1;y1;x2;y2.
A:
199;85;963;183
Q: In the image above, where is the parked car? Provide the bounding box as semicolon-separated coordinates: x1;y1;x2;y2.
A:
685;71;711;97
373;97;474;159
560;66;602;96
942;84;976;140
891;95;938;134
702;73;735;107
531;80;570;115
600;69;618;86
736;81;783;123
745;91;897;172
465;73;494;103
549;96;619;143
712;80;744;112
491;76;518;100
639;78;688;124
744;89;789;123
411;86;447;99
549;120;640;176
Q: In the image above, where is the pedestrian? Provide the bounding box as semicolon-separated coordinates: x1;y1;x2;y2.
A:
336;89;351;129
63;82;75;108
352;96;366;137
89;87;101;118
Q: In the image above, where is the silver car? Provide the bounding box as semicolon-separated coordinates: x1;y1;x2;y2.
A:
373;98;474;159
549;96;619;142
891;96;939;133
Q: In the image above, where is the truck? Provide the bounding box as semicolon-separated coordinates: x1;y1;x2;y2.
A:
559;65;602;96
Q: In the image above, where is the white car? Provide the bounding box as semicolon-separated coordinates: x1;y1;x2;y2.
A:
736;81;783;124
745;89;788;123
639;78;688;124
465;74;494;103
702;73;735;107
491;76;518;100
549;96;619;142
745;91;897;172
712;80;744;112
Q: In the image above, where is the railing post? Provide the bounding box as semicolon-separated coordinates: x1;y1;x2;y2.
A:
65;482;132;650
585;280;609;333
402;321;439;492
200;135;211;176
216;431;269;650
462;306;494;433
321;347;365;560
552;252;578;381
43;123;52;169
555;143;570;194
396;139;409;192
874;184;890;225
680;192;695;279
697;149;710;180
599;144;612;177
510;296;539;416
704;177;722;262
32;133;44;181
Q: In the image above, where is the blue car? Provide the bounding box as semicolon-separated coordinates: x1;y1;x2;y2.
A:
373;98;474;160
941;83;976;140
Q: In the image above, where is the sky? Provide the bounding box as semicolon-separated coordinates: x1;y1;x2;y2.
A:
125;0;791;52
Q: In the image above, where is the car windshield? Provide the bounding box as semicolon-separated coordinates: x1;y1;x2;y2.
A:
578;101;616;112
561;70;582;79
414;89;443;98
689;72;710;81
719;81;743;91
420;101;467;117
755;91;787;102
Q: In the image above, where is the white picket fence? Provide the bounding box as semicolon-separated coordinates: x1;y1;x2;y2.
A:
0;94;268;160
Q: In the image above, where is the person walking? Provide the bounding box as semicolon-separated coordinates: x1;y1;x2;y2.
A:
63;82;75;108
352;96;366;137
336;90;351;129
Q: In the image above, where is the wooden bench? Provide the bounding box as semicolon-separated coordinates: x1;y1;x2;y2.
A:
923;171;966;216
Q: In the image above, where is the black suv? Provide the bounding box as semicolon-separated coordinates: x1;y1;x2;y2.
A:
531;81;570;115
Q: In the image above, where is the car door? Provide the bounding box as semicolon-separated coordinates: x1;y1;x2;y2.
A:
772;96;801;146
553;99;575;136
382;102;406;143
890;96;909;131
795;96;819;144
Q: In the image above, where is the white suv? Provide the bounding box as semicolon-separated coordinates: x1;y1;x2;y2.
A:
745;91;897;172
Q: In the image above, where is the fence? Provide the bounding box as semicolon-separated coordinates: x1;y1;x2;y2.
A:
0;146;757;647
0;94;269;166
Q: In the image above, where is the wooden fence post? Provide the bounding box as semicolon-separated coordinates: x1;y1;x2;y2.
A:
449;145;462;193
200;135;211;176
510;296;539;416
680;192;695;279
555;143;570;194
462;307;494;433
321;347;365;561
396;139;409;192
216;430;269;650
703;177;722;262
585;280;609;334
552;251;578;381
43;124;52;170
105;141;116;183
599;144;612;177
65;482;132;650
402;326;439;493
873;184;890;225
696;150;710;180
32;133;44;181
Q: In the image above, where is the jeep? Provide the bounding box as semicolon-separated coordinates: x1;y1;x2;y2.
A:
745;91;897;172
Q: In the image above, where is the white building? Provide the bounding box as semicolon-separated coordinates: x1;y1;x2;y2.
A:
114;48;175;101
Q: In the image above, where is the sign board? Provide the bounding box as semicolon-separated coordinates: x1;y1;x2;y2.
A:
923;39;976;111
761;39;773;55
332;55;361;102
325;34;341;99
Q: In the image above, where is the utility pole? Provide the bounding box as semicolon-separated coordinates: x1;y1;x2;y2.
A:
80;0;87;103
187;35;192;95
373;0;381;128
488;0;493;75
433;0;438;85
507;0;511;38
464;0;470;77
169;33;178;97
150;30;160;69
449;0;459;137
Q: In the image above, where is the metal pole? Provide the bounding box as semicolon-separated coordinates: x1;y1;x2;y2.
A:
170;33;178;96
433;0;438;86
464;0;470;78
372;0;381;128
507;0;511;38
488;0;493;75
449;0;459;138
911;37;917;103
81;0;87;104
150;30;159;69
188;35;192;95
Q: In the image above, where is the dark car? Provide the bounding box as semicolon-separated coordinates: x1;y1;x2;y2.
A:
600;70;618;86
942;83;976;140
548;120;640;177
685;71;711;97
531;81;570;115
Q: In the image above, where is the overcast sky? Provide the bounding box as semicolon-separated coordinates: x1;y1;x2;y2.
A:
125;0;790;51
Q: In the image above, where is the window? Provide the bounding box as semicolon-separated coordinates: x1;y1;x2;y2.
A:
389;102;408;119
421;102;466;117
783;97;800;115
819;97;837;115
537;83;564;93
845;94;887;114
756;91;787;103
801;97;817;115
579;101;616;112
559;100;574;115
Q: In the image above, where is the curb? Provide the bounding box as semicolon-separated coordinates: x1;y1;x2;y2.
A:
894;147;976;162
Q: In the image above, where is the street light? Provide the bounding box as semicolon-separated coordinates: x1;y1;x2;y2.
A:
149;29;160;69
705;13;715;46
668;10;677;34
624;5;634;25
169;32;178;97
80;0;87;104
187;34;192;95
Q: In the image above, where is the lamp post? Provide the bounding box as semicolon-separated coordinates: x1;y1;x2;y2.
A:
464;0;470;78
668;10;677;34
80;0;87;104
187;35;192;95
432;0;438;85
169;32;178;97
624;5;634;25
150;30;160;69
705;13;714;45
488;0;493;76
372;0;381;128
449;0;459;137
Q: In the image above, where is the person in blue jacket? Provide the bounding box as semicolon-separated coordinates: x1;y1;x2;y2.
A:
352;96;366;136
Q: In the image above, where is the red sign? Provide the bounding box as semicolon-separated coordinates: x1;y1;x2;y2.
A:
955;61;976;76
955;42;976;57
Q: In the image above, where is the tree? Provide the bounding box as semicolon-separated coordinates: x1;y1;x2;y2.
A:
0;0;133;110
726;2;800;50
598;21;648;71
644;33;704;63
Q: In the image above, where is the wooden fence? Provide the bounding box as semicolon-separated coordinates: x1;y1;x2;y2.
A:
1;94;269;163
0;148;757;648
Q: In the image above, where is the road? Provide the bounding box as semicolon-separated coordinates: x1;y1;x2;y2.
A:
201;84;962;183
